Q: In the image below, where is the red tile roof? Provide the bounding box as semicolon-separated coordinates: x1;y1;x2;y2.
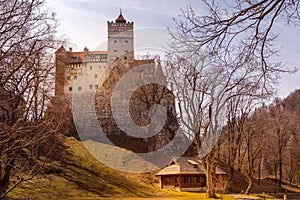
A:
116;11;126;23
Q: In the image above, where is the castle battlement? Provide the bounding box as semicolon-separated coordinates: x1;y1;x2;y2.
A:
54;11;158;96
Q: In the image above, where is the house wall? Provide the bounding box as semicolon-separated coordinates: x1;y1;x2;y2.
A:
160;175;206;189
160;174;227;192
161;175;176;189
180;175;206;188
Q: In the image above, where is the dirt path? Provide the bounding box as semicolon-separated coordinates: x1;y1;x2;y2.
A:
230;194;261;200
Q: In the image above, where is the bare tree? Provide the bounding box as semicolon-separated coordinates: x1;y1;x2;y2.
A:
0;0;61;198
167;0;298;197
239;108;265;194
267;99;294;186
221;95;255;190
285;133;299;186
173;0;298;90
165;50;265;197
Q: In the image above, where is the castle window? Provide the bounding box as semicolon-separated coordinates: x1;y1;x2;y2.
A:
78;86;82;91
74;76;77;80
90;66;93;70
125;40;128;43
70;56;78;62
67;76;71;80
124;56;127;60
89;84;93;89
94;74;98;79
69;87;72;92
95;84;98;89
113;50;117;53
114;40;117;43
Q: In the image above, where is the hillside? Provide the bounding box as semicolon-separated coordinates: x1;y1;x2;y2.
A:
6;135;226;200
6;133;299;200
7;135;160;199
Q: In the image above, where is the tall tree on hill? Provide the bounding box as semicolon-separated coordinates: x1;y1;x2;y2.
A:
241;107;267;194
268;99;295;186
285;133;299;186
221;95;255;189
0;0;61;198
167;0;297;197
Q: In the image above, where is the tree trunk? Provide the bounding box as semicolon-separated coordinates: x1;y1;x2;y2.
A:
279;159;282;186
226;166;234;189
237;145;241;171
206;161;216;198
273;160;278;183
245;129;253;195
203;152;216;198
279;150;282;186
258;163;261;185
0;158;15;198
245;173;253;195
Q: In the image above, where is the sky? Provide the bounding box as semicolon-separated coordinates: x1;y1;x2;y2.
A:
45;0;300;98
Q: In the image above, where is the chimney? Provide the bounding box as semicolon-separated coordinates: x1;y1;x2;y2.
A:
69;47;72;52
84;47;89;55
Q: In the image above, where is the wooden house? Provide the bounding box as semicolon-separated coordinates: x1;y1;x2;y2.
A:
156;157;227;192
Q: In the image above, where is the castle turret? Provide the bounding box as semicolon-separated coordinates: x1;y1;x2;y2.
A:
55;45;68;96
107;10;134;63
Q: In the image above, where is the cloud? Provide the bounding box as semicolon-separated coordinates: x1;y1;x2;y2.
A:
45;0;299;97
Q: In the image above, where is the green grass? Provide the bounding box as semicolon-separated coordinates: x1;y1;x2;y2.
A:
7;135;159;199
6;135;239;199
8;135;297;200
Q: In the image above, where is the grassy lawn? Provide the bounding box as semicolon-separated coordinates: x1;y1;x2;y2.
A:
81;191;236;200
6;136;300;200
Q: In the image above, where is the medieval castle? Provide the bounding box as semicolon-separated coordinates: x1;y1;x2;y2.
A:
54;11;182;153
55;11;137;96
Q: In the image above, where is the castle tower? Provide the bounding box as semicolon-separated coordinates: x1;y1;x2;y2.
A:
107;10;134;63
55;45;67;96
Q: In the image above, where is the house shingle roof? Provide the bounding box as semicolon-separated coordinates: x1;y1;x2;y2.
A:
156;157;227;176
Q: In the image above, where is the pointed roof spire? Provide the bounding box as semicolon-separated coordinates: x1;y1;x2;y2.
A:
155;60;167;85
116;9;126;23
56;45;66;53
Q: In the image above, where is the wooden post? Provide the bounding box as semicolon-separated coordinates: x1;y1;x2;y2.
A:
179;175;182;191
159;176;162;189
